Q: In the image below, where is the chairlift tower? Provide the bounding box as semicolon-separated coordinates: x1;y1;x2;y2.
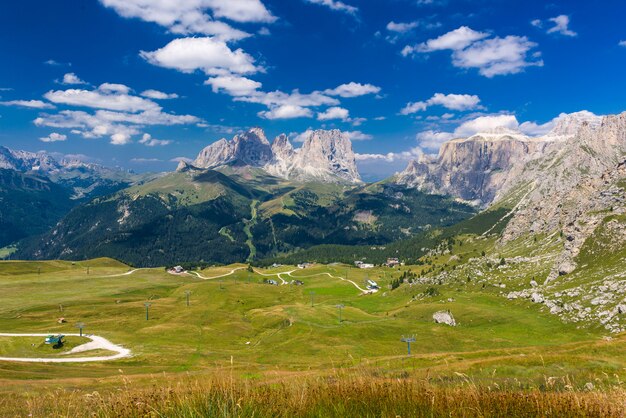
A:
75;322;85;337
144;302;152;320
401;335;416;355
309;290;316;307
184;290;192;307
336;304;345;324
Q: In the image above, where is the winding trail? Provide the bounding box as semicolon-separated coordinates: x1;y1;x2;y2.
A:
185;267;246;280
285;271;369;293
103;268;149;278
0;333;131;363
181;266;367;294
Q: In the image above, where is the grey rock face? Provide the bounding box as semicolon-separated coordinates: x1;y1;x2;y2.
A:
433;310;456;326
192;128;361;183
194;127;273;169
395;112;603;206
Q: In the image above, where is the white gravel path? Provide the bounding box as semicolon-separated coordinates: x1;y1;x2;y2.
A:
184;267;246;280
0;333;131;363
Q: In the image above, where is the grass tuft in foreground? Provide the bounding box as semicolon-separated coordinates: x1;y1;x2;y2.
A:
6;373;625;417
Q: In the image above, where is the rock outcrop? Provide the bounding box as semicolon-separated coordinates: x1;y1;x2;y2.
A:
433;310;456;326
191;128;361;183
397;111;626;285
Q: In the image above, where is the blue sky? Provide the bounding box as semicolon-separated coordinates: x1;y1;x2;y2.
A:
1;0;625;180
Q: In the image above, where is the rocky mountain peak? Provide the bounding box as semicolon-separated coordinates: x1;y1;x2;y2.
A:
547;111;603;137
271;134;294;155
193;128;273;169
192;128;361;183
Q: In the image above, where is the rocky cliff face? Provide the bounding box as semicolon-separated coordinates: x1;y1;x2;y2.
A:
396;128;551;205
395;113;603;206
193;127;273;169
498;112;626;281
190;128;361;183
399;111;626;287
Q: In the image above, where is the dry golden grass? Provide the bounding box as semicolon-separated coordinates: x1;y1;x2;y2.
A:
3;370;624;418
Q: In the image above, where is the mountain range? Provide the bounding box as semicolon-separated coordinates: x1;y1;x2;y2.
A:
3;110;626;332
12;126;471;265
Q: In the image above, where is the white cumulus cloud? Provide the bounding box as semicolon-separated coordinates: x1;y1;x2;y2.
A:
140;37;259;76
0;99;54;109
401;93;482;115
44;84;159;113
303;0;358;15
205;75;262;96
139;133;172;146
140;90;179;100
324;82;381;98
547;15;577;37
403;26;543;77
61;73;88;85
39;132;67;142
387;21;419;33
99;0;276;41
258;105;313;120
317;106;350;121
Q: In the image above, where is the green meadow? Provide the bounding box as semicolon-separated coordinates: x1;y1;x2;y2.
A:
0;258;624;416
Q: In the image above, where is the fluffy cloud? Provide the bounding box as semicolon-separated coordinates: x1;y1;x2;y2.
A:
355;147;422;163
403;26;543;77
324;82;381;98
204;0;276;23
140;90;179;99
61;73;88;85
35;108;199;145
99;0;276;41
453;114;518;137
452;35;543;77
258;105;313;119
44;84;159;112
205;75;262;96
620;40;626;47
0;99;54;109
303;0;358;15
292;128;372;144
239;89;338;108
415;130;454;150
139;133;172;146
387;21;419;33
345;130;373;141
39;132;67;143
547;15;577;37
404;26;488;54
519;110;600;136
401;93;482;115
317;106;350;121
110;133;132;145
140;37;259;76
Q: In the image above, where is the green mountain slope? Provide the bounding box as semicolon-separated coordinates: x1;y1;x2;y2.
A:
16;167;475;266
0;169;74;249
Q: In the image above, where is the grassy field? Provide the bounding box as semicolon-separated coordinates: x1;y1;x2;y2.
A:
0;258;624;416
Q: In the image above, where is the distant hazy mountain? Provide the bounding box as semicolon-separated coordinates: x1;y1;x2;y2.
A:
0;146;150;251
0;168;73;248
0;145;143;200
